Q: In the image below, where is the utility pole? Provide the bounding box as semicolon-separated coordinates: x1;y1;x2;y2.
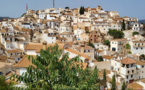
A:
53;0;55;8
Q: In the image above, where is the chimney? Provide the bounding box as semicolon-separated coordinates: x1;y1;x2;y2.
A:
81;44;85;53
42;41;47;50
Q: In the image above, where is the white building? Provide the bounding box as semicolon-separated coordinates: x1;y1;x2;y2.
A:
130;41;145;55
74;28;85;40
132;23;144;32
110;39;128;53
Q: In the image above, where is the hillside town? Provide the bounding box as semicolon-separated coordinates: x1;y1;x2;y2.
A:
0;6;145;89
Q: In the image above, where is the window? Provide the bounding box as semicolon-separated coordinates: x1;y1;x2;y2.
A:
126;76;128;79
136;48;138;50
132;70;134;73
112;48;116;51
131;75;133;78
141;48;143;50
142;65;144;68
0;72;3;75
128;71;130;74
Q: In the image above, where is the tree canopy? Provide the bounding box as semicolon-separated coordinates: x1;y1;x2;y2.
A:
108;29;124;39
88;40;95;48
104;40;110;47
111;74;116;90
97;56;103;62
0;76;14;90
121;81;126;90
132;31;139;36
11;44;99;89
122;19;126;30
79;6;85;15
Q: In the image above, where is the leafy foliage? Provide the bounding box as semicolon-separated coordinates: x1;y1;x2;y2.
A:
108;29;124;39
111;75;116;90
126;43;131;50
104;40;110;47
140;54;145;60
11;44;99;89
88;40;95;48
132;31;139;36
122;19;126;30
121;81;126;90
97;56;103;62
0;75;14;90
79;6;85;15
103;69;106;82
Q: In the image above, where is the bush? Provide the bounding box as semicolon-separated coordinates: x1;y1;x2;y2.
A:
132;32;139;36
97;56;103;62
108;29;124;39
128;51;132;54
104;40;110;47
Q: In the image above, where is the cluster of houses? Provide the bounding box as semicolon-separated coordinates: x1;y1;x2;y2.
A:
0;6;145;89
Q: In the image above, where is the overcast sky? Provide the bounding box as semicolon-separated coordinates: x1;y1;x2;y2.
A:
0;0;144;20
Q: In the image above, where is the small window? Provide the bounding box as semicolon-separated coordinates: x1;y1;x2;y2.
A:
141;48;143;50
132;70;134;73
136;48;138;50
142;65;144;68
131;75;133;78
128;71;130;74
126;76;128;79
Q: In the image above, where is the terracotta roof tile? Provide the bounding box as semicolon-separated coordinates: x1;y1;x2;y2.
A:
13;55;35;68
121;57;135;64
65;48;92;60
128;83;143;89
25;43;65;53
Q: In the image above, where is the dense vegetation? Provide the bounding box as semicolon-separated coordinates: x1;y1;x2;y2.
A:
88;40;95;48
108;29;124;39
104;40;110;47
122;19;126;30
11;44;99;89
0;76;14;90
79;6;85;15
97;56;103;62
132;31;139;36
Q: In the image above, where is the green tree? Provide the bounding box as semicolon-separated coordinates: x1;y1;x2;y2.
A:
104;40;110;47
98;56;103;62
126;43;131;53
132;31;139;36
88;40;95;48
103;69;106;82
122;19;126;30
80;6;85;15
108;29;124;39
11;44;99;89
140;54;145;60
0;76;14;90
121;81;126;90
111;74;116;90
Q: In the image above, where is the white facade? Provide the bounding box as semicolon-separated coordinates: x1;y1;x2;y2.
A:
74;28;85;40
132;23;144;31
43;33;56;43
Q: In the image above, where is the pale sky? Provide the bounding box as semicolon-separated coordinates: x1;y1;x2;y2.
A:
0;0;144;20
